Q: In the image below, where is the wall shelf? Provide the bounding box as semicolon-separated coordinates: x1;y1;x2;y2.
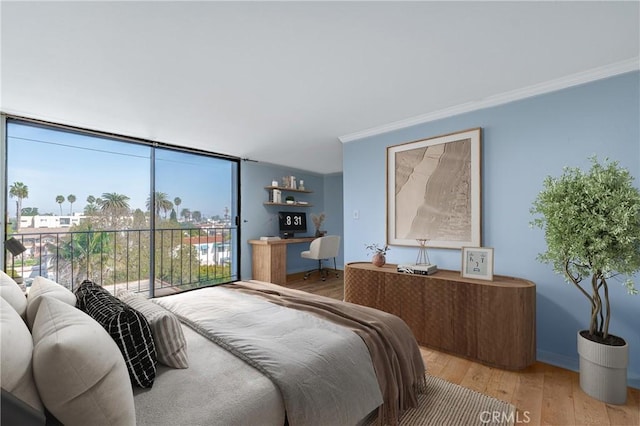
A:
264;186;312;194
264;186;313;207
263;202;313;207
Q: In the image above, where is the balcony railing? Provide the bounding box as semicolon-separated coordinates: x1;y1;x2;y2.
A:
5;226;237;296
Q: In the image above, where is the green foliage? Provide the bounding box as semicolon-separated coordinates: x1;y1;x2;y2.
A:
530;157;640;338
52;222;114;283
365;243;389;256
21;207;39;216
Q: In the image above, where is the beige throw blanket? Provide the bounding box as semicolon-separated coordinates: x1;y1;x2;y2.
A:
229;280;426;426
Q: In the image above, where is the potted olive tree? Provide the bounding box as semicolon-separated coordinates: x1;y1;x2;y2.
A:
530;157;640;404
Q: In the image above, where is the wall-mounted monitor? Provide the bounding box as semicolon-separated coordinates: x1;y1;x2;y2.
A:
278;211;307;238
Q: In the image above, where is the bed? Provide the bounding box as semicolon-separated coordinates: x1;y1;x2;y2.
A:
0;271;426;426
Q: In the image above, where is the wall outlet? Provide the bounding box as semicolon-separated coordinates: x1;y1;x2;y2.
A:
353;210;359;220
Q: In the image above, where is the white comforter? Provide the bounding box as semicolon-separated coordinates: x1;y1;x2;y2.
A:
154;286;383;426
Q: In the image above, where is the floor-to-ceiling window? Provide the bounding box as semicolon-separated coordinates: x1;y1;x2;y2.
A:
2;116;240;296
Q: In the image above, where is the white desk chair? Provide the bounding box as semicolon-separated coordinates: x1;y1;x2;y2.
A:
301;235;340;281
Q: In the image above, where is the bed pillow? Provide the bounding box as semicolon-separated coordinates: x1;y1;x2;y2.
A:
31;296;136;425
0;269;27;318
0;297;44;413
117;290;189;369
26;276;76;329
75;280;157;388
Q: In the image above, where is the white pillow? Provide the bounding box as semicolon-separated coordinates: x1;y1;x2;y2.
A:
26;276;76;328
0;269;27;318
0;297;44;413
31;296;136;426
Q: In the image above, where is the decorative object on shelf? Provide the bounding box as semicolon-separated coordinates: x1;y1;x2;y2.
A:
269;189;282;204
461;247;494;281
387;128;481;249
530;156;640;405
285;195;295;204
415;238;431;265
299;180;305;190
281;176;298;189
365;243;389;267
311;212;326;237
271;180;279;187
400;238;438;275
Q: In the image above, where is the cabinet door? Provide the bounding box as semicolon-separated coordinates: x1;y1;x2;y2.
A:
421;277;455;351
381;274;425;341
451;283;479;359
476;285;536;369
344;267;385;308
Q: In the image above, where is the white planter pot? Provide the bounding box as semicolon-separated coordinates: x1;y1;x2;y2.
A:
577;331;628;404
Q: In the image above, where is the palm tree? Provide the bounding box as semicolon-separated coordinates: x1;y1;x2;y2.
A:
146;192;173;219
180;208;191;222
84;204;99;216
55;195;65;216
173;197;182;222
100;192;130;228
9;182;28;231
192;210;202;223
84;195;97;216
67;194;76;215
100;192;130;212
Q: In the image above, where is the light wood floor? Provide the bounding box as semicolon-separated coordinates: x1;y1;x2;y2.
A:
284;272;640;426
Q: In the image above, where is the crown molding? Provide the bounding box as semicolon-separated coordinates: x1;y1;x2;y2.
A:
339;58;640;143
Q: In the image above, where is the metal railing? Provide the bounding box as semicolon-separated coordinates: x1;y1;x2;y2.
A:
5;226;237;296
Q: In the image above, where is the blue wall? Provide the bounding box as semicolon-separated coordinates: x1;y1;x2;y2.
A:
240;162;344;280
343;71;640;387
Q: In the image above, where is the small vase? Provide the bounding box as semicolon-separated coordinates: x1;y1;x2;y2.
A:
372;253;386;267
315;229;322;237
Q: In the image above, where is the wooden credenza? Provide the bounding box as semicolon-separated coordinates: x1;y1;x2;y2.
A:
344;262;536;370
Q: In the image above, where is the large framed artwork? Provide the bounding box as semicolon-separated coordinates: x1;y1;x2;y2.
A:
386;128;482;249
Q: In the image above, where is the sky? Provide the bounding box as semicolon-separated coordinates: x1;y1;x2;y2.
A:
6;120;235;219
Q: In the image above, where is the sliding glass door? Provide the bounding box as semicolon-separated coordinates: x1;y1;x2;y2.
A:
3;116;239;296
153;147;239;293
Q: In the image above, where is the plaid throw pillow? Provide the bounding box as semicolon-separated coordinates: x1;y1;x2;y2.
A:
75;280;157;388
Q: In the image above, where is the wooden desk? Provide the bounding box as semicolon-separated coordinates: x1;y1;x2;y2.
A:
344;262;536;370
248;237;315;285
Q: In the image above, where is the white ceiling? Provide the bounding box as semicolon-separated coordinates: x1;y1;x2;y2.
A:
1;1;639;174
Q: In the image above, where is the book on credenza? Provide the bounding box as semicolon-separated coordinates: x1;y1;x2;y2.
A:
260;236;281;241
397;264;438;275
